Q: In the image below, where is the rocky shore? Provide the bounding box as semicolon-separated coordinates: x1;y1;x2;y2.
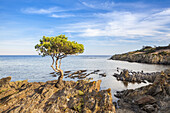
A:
0;68;169;113
110;45;170;65
113;68;170;83
0;77;115;113
51;69;107;79
115;69;170;113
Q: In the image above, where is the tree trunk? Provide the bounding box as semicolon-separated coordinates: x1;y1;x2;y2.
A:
50;56;64;87
57;69;63;85
51;56;58;72
55;58;64;87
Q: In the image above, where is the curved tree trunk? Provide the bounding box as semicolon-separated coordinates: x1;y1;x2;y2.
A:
57;59;63;84
57;68;64;85
50;56;64;87
56;65;64;87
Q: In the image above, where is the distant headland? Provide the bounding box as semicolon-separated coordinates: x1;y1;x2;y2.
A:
110;44;170;65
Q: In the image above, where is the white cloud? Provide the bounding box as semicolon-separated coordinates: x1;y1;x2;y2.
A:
81;2;96;9
61;8;170;43
81;1;115;10
154;8;170;16
22;7;64;14
80;1;148;10
50;14;75;18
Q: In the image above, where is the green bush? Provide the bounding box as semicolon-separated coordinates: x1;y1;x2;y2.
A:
158;51;169;55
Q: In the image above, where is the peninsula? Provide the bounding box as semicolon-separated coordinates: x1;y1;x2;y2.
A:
110;45;170;65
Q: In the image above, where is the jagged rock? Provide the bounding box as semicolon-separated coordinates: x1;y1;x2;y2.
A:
113;69;164;84
135;95;156;105
0;76;11;87
141;104;158;113
116;109;135;113
99;73;106;77
64;71;71;73
110;45;170;65
165;84;170;95
0;77;115;113
115;69;170;113
0;88;18;100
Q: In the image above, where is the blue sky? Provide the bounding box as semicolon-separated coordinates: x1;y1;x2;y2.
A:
0;0;170;55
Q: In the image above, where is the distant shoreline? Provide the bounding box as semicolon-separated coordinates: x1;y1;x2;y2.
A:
0;55;112;57
110;45;170;65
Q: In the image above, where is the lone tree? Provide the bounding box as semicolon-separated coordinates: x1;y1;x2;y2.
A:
35;35;84;86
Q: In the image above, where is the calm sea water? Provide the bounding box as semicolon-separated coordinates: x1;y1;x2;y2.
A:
0;55;169;100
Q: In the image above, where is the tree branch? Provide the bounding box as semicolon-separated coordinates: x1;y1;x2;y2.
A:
59;59;62;69
51;55;59;72
55;57;59;70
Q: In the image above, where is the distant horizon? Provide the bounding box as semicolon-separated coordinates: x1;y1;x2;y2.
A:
0;54;112;56
0;43;169;56
0;0;170;55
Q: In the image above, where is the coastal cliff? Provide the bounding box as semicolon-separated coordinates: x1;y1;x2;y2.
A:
110;45;170;65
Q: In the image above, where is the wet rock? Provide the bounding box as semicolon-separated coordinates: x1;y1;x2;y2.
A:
50;72;55;74
64;71;71;73
115;69;170;113
113;68;164;84
99;73;106;77
52;74;57;77
80;70;87;73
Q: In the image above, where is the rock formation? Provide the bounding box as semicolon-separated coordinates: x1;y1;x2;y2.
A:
110;45;170;65
115;69;170;113
0;77;115;113
113;69;168;83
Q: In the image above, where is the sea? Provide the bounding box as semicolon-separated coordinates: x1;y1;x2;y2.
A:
0;55;169;101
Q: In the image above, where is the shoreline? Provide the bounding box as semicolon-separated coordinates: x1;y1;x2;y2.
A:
109;59;170;66
110;45;170;65
0;69;169;113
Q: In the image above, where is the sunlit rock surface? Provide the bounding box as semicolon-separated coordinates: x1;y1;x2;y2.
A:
0;77;115;113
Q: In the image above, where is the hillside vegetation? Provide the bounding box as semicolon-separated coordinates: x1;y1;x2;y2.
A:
110;44;170;65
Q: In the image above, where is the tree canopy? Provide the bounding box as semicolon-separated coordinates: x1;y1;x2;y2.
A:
35;35;84;87
35;35;84;58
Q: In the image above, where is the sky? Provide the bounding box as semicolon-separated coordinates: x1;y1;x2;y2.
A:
0;0;170;55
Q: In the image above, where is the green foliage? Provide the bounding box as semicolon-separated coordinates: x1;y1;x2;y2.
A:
73;103;82;112
158;51;170;55
78;90;84;96
144;48;156;54
142;46;152;50
35;35;84;57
